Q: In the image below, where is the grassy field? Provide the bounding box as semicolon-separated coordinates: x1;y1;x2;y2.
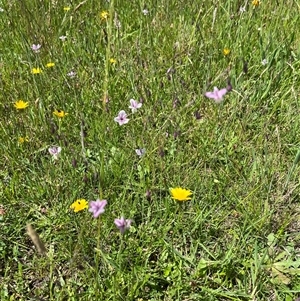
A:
1;0;300;300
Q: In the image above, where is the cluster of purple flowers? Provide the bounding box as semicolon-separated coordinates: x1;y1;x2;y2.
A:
89;199;132;234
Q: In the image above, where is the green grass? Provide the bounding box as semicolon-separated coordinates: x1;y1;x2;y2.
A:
1;0;300;300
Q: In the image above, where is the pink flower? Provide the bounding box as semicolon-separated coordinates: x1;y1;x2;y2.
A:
129;99;142;113
31;44;41;53
114;217;132;234
88;199;107;218
114;110;129;125
48;146;62;160
205;87;228;103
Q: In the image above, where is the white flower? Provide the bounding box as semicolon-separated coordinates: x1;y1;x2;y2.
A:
135;148;146;157
129;99;142;113
48;146;62;160
142;9;149;15
67;71;76;78
261;59;268;65
59;35;67;41
239;6;246;13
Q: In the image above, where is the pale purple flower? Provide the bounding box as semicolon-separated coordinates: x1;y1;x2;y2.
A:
205;87;228;103
135;148;146;157
129;99;142;113
31;44;41;53
59;35;67;41
48;146;62;160
114;217;132;234
89;199;107;218
114;110;129;125
67;71;76;78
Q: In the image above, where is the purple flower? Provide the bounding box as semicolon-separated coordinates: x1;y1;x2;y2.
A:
129;99;142;113
48;146;62;160
31;44;41;53
114;217;132;234
67;71;76;78
89;199;107;218
205;87;228;103
135;148;146;157
114;110;129;125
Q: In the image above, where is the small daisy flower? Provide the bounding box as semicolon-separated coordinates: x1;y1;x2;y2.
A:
142;9;149;15
14;100;29;110
31;44;41;53
170;187;193;201
18;136;29;144
100;11;109;20
114;217;132;234
114;110;129;125
223;48;230;56
48;146;62;160
32;67;42;74
70;199;88;212
261;59;268;65
109;58;116;64
129;99;142;113
53;109;68;118
46;62;55;68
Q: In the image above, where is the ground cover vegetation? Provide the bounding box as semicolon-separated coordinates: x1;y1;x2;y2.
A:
1;0;300;300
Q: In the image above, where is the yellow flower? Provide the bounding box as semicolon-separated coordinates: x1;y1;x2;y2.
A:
32;67;42;74
18;136;29;144
223;48;230;56
109;58;116;64
53;109;68;118
100;10;109;20
46;62;55;68
14;100;29;110
64;6;70;11
170;187;193;201
70;199;88;212
252;0;260;6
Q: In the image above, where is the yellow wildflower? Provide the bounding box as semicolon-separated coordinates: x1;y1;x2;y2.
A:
32;68;42;74
18;136;29;144
252;0;260;6
14;100;29;110
70;199;88;212
53;109;68;118
170;187;193;201
223;48;230;56
109;58;116;64
100;10;109;20
64;6;70;11
46;62;55;68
